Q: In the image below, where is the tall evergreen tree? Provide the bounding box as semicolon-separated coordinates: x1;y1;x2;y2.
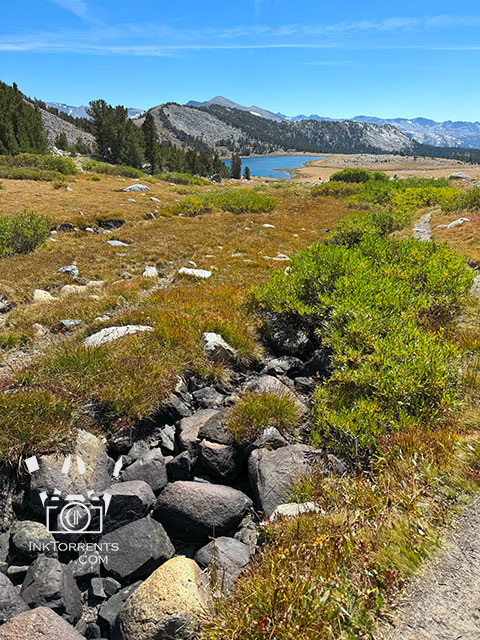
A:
231;154;242;179
0;81;48;155
141;112;159;174
244;166;251;180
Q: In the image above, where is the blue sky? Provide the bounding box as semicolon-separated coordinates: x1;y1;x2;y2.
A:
1;1;480;120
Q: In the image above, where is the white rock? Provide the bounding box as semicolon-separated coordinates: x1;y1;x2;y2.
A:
108;240;129;247
127;198;136;203
58;264;79;278
202;332;237;364
270;502;321;520
272;253;290;261
83;325;154;347
150;197;160;202
178;267;212;279
143;266;158;278
65;186;73;192
447;217;470;229
263;224;275;229
449;173;471;180
123;184;150;192
33;289;54;303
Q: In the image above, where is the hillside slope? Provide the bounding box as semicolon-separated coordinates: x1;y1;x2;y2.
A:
39;107;95;149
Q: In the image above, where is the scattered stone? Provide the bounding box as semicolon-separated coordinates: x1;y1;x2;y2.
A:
198;440;240;483
234;514;258;552
254;426;288;449
294;376;318;394
11;521;57;560
145;212;156;219
0;296;13;313
447;217;470;229
20;557;83;624
100;517;174;581
179;409;222;456
202;332;237;364
262;224;275;228
121;449;168;493
6;565;29;581
107;239;129;247
123;184;150;192
102;481;156;533
265;318;314;359
28;429;113;514
178;267;212;279
270;502;321;520
65;186;73;192
0;573;29;625
299;349;331;378
69;553;101;579
194;536;251;592
272;253;290;261
127;198;136;203
244;374;295;398
211;174;222;183
57;222;75;232
82;325;153;347
142;265;158;278
153;481;252;543
0;606;85;640
97;218;125;230
158;424;176;454
59;319;82;331
166;452;193;481
114;556;210;640
121;271;133;280
58;264;79;278
248;445;324;516
262;356;303;377
33;289;54;303
449;173;471;180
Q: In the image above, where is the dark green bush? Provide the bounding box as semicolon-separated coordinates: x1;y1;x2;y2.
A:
311;182;363;198
155;172;208;186
253;236;473;464
330;168;389;183
0;211;50;257
0;153;77;175
0;166;64;182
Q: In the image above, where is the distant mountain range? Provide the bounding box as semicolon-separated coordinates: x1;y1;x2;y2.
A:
45;102;145;120
188;96;480;149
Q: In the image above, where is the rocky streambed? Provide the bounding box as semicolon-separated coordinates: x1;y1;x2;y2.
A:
0;314;343;640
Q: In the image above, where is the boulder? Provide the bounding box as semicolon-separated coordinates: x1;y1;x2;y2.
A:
59;319;82;331
192;386;224;408
107;239;129;247
299;349;331;378
82;325;153;347
97;218;125;230
270;502;320;520
57;222;75;232
100;517;174;581
114;556;210;640
153;481;252;543
197;410;233;445
264;318;314;359
28;429;113;515
178;409;221;456
20;557;82;624
0;573;29;625
198;440;240;483
33;289;54;303
166;452;193;481
0;468;17;532
123;184;150;192
98;582;142;630
121;449;168;493
142;265;158;277
248;444;323;516
178;267;212;279
58;264;79;278
449;172;470;180
194;536;251;592
0;297;13;313
11;521;57;560
254;426;287;450
102;481;156;533
0;607;84;640
202;332;237;364
262;356;303;377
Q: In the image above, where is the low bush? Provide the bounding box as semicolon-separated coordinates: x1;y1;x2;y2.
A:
155;171;208;186
330;168;389;183
0;166;64;182
83;160;145;178
311;182;363;198
0;153;77;175
227;392;301;444
253;235;473;464
172;196;212;216
0;211;50;257
202;189;278;214
86;174;101;181
442;187;480;213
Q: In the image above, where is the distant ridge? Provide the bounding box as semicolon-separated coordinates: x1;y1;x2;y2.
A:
46;102;145;120
185;96;284;122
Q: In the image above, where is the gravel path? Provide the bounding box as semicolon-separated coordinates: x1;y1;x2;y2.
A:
379;497;480;640
413;212;432;242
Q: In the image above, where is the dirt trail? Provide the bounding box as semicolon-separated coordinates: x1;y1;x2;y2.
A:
413;212;432;242
379;496;480;640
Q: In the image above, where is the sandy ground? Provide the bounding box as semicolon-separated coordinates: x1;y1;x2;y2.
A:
291;154;480;182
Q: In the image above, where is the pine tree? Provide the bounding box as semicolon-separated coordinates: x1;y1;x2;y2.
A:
244;166;251;180
231;154;242;179
55;132;69;150
141;112;158;174
0;81;48;155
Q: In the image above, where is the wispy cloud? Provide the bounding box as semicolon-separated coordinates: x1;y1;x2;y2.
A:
48;0;89;20
2;14;480;56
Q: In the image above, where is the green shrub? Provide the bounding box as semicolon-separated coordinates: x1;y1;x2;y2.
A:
227;392;301;444
172;196;211;217
253;236;473;464
202;189;278;214
0;211;50;257
86;174;101;181
0;153;77;175
0;166;64;182
442;187;480;213
311;182;363;198
83;160;145;178
155;171;208;186
330;168;389;183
